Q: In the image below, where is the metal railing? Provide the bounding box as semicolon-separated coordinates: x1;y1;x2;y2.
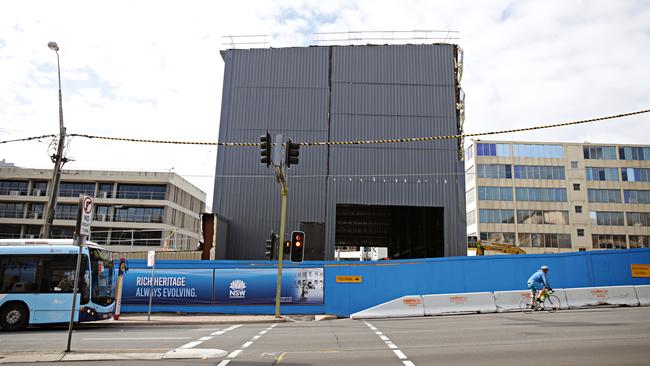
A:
312;30;460;45
0;209;26;219
115;191;166;200
0;188;29;196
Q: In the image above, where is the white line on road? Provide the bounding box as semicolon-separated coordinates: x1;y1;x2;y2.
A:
180;341;204;349
224;324;242;331
83;337;192;341
211;330;226;335
220;323;280;362
241;341;253;348
364;321;416;365
217;360;231;366
199;336;214;341
227;349;243;358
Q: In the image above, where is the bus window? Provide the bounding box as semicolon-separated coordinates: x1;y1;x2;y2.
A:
89;248;115;307
0;256;39;292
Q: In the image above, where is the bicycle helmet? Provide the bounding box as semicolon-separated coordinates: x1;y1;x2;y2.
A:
540;265;549;270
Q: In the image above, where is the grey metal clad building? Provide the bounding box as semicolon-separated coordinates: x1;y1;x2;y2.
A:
214;43;466;260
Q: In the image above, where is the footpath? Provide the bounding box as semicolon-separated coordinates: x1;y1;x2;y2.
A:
82;313;336;327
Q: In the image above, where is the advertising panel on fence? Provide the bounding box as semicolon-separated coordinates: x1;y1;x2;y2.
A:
121;269;213;305
214;268;324;305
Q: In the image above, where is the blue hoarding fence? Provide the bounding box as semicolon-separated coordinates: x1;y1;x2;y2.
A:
118;249;650;316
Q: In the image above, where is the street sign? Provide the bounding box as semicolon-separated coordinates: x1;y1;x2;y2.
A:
147;250;156;267
631;264;650;278
336;275;362;283
79;195;93;236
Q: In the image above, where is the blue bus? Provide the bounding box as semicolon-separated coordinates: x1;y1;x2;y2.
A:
0;239;115;331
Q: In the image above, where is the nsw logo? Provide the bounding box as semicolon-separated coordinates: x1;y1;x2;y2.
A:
229;279;247;299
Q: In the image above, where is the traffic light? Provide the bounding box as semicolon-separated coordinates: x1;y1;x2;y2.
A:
285;139;300;168
265;232;277;260
260;132;272;167
290;231;305;262
283;240;290;256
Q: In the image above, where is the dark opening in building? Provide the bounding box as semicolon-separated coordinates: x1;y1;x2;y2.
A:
335;204;444;259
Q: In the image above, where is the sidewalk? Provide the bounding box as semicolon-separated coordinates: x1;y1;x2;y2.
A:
83;313;337;327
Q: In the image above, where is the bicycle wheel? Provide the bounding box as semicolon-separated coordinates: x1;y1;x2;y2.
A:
543;294;561;312
519;296;534;313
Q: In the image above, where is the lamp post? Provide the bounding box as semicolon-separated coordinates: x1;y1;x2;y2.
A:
41;41;67;239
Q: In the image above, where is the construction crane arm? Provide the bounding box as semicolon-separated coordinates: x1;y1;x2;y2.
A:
475;240;526;255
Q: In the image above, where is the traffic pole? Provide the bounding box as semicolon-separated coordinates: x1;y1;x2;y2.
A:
274;165;288;318
65;234;85;353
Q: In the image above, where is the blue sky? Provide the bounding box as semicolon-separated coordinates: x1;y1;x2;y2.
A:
1;0;649;206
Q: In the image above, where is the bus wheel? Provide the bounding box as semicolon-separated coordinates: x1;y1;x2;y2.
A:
1;303;29;331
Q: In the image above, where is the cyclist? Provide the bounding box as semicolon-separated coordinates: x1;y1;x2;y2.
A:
527;265;552;307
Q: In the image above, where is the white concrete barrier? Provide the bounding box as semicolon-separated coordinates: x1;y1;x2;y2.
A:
350;295;425;319
634;285;650;306
564;286;639;308
494;290;534;312
423;292;496;315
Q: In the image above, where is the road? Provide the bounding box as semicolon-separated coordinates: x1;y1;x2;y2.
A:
1;307;649;365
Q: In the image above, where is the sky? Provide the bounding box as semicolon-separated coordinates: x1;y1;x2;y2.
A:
1;0;649;209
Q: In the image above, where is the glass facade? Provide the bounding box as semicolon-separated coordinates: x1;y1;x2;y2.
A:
589;211;625;226
116;184;166;200
583;145;617;160
59;182;95;198
626;212;650;227
587;189;622;203
513;144;563;159
466;210;476;226
466;188;475;205
592;234;626;249
109;230;163;246
479;209;515;224
517;210;569;225
476;143;510;157
479;232;515;244
477;164;512;179
619;146;650;161
629;235;650;248
478;186;513;201
518;233;571;248
514;165;565;180
0;202;24;218
98;183;113;198
32;181;48;196
114;206;164;223
624;190;650;204
622;168;650;182
0;180;28;196
54;204;79;220
585;167;619;181
515;187;567;202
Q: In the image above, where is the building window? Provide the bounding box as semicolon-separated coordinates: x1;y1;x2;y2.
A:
59;182;95;198
629;235;650;248
518;233;571;248
479;232;515;244
587;189;621;203
32;181;48;196
476;143;510;157
0;180;28;196
27;203;44;219
575;205;583;213
621;168;650;182
466;210;476;226
109;229;163;246
479;209;515;224
513;144;563;159
585;167;619;181
465;145;474;161
592;234;626;249
465;167;474;184
54;204;78;220
589;211;625;226
0;202;24;218
514;165;565;180
624;190;650;204
477;164;512;179
517;210;569;225
466;188;475;205
573;183;580;191
619;146;650;161
577;229;585;237
571;161;579;169
583;145;617;160
515;187;567;202
116;184;166;200
626;212;650;227
478;187;513;201
114;206;165;223
98;183;113;198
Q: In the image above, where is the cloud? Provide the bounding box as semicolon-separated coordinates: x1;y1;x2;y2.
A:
1;0;649;208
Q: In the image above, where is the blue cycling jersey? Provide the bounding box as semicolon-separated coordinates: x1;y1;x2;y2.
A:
528;270;549;288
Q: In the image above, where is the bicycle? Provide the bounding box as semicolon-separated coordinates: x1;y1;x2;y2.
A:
519;288;561;313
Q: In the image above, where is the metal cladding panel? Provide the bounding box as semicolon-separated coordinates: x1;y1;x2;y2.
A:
214;47;329;259
214;44;466;259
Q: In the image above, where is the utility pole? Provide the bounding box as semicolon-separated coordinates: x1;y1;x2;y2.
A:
41;41;67;239
274;164;288;318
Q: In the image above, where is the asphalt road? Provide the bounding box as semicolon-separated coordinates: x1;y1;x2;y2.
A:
2;307;649;365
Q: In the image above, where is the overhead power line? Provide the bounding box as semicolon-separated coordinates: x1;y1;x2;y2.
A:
2;108;648;147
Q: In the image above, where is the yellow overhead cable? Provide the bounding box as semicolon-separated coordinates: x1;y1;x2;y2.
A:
0;134;57;145
2;108;648;146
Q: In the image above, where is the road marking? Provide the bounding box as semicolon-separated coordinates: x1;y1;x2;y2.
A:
216;360;231;366
242;341;253;348
180;341;204;349
364;321;416;365
83;337;191;341
211;330;226;335
227;349;243;358
224;324;242;331
199;336;213;341
253;335;261;340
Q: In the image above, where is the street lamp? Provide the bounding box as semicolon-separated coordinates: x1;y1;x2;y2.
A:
41;41;68;239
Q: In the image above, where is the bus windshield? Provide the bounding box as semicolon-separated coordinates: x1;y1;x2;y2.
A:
89;247;115;307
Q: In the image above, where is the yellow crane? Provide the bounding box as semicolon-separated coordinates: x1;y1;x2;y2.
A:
475;240;527;256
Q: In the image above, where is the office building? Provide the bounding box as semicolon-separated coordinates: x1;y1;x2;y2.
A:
465;140;650;253
0;167;206;251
